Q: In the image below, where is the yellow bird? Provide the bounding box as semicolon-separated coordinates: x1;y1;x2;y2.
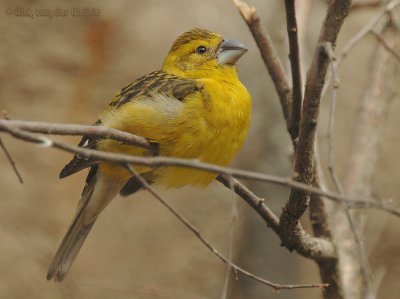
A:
47;28;251;281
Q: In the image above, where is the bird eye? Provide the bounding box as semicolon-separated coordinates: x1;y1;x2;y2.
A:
196;46;207;54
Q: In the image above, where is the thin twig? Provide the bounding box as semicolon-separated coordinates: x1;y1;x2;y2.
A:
284;0;303;143
1;123;399;219
322;0;400;99
124;165;328;291
337;1;396;65
371;29;400;61
324;43;343;194
221;176;237;299
352;0;382;9
0;137;24;183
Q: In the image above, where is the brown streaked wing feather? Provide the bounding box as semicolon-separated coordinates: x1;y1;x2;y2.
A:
60;71;199;179
170;80;200;100
109;70;199;108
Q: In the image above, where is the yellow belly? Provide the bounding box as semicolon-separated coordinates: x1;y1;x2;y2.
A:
98;77;251;188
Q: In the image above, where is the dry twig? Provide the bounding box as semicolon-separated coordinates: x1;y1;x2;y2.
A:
0;137;23;183
0;119;152;149
220;176;237;299
352;0;382;9
370;29;400;61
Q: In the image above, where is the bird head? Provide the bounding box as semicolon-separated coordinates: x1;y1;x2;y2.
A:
162;28;248;79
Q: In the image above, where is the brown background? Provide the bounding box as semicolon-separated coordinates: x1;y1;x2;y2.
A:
0;1;399;298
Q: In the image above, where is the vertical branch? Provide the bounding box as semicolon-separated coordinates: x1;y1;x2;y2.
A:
284;0;303;143
310;155;343;299
325;44;343;194
325;43;376;299
279;0;352;250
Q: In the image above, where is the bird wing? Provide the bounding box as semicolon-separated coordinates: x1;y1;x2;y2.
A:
59;70;199;178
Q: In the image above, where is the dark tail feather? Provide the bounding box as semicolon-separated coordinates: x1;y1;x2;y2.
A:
47;166;125;282
48;166;100;282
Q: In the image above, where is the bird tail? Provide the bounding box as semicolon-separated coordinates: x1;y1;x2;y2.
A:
47;212;97;281
47;167;125;282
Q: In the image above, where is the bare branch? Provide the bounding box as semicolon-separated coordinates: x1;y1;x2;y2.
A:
125;165;328;291
221;176;237;299
352;0;382;9
325;42;376;299
321;0;399;100
217;175;279;232
284;0;303;143
338;0;399;65
370;29;400;61
0;119;152;149
325;43;343;194
280;0;352;251
310;158;343;299
232;0;292;127
338;21;400;298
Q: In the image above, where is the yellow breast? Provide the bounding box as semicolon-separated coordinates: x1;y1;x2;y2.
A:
157;75;251;187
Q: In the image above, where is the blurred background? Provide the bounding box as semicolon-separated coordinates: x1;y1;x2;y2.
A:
0;0;399;298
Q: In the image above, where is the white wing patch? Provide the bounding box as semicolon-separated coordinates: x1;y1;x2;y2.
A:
100;92;185;132
82;139;90;147
135;92;184;117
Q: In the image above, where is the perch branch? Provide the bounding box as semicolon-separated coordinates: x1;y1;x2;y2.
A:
0;119;152;149
1;120;399;219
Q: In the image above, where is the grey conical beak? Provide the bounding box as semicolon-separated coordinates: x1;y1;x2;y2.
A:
217;38;248;65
